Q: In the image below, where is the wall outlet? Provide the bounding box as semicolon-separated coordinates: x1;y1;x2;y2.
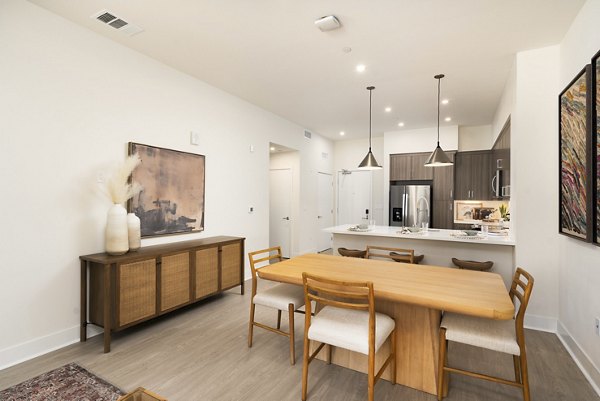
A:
249;206;254;213
595;317;600;336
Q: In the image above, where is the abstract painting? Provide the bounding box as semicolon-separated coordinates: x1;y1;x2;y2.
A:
559;65;592;242
128;143;205;237
594;50;600;245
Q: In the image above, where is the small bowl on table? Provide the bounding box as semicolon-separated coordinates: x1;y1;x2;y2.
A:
406;226;422;233
462;230;479;236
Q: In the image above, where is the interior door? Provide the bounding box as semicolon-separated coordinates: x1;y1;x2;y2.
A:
270;168;292;258
337;170;372;225
317;172;333;252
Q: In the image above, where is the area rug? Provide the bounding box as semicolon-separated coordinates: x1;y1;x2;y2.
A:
0;362;125;401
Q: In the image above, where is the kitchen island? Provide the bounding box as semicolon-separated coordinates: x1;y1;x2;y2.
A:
326;225;515;288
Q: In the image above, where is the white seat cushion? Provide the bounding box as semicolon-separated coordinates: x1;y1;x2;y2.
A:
252;283;305;311
441;312;520;355
308;306;395;355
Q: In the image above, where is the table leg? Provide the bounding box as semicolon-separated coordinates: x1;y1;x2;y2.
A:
103;263;111;353
80;260;87;342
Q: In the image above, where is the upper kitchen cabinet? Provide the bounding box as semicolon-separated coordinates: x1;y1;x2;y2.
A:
432;151;455;201
390;153;433;181
454;150;491;200
491;119;511;198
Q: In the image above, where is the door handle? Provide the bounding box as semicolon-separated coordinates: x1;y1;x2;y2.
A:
492;175;497;195
282;217;290;220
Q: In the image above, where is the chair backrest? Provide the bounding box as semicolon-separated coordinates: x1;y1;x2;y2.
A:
510;267;534;347
248;246;283;295
302;273;376;352
366;245;414;264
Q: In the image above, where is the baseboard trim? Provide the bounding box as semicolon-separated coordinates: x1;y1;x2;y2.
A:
557;322;600;397
524;313;557;333
0;325;102;371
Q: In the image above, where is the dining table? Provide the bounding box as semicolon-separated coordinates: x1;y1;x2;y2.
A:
257;253;515;395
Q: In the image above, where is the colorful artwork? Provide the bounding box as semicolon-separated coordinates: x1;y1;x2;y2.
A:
595;51;600;244
128;143;205;237
559;65;592;241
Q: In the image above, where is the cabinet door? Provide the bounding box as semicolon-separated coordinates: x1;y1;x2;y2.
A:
433;152;455;201
411;154;434;180
432;200;454;229
118;259;156;327
471;152;492;200
160;252;190;312
454;153;472;200
221;242;242;290
390;154;412;181
195;247;219;299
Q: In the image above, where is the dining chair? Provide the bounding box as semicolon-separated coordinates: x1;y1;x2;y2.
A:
301;273;396;401
437;267;534;401
248;246;305;365
366;245;415;264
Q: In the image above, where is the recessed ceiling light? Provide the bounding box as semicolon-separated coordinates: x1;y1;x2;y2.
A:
398;122;405;127
342;47;352;53
340;131;345;136
385;107;392;112
441;99;449;105
356;64;366;73
445;117;452;122
270;146;275;151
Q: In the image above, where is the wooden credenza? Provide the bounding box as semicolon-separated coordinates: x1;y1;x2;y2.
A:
80;236;245;352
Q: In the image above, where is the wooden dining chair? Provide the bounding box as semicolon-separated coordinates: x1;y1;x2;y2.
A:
366;245;415;264
301;273;396;401
248;246;305;365
437;267;534;401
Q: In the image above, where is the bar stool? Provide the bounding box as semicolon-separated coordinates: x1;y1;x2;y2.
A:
337;247;367;258
390;252;425;264
451;258;493;271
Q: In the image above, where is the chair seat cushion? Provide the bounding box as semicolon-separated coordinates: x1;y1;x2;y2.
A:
441;312;520;355
253;283;305;311
308;306;395;355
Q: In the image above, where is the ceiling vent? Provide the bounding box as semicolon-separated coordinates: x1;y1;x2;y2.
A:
304;130;312;139
315;15;341;32
91;10;144;36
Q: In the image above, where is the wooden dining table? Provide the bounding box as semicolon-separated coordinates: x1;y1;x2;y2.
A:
257;253;515;395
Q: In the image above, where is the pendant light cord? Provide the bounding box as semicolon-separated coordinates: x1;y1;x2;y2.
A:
437;77;441;147
369;87;373;151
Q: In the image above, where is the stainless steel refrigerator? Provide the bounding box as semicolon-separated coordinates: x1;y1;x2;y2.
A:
389;181;432;227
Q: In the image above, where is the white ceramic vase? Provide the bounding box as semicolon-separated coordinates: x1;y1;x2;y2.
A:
127;212;141;251
105;204;129;255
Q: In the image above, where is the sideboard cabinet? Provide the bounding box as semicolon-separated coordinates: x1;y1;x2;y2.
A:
80;236;245;352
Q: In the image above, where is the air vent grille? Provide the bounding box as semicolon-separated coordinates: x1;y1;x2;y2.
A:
91;10;144;36
96;12;116;23
304;130;312;139
109;19;128;29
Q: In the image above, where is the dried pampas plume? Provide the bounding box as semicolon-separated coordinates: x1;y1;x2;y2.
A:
106;153;142;204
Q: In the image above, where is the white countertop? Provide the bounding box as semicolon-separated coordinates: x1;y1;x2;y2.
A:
325;225;515;246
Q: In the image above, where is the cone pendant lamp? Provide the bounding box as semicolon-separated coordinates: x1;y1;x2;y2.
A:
358;86;382;170
425;74;453;167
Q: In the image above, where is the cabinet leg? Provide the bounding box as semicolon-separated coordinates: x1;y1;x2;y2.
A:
80;260;87;342
103;264;111;353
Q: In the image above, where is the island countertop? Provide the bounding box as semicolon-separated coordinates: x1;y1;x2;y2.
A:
325;224;515;246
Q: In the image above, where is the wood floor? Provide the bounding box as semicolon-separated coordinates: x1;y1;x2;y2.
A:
0;280;598;401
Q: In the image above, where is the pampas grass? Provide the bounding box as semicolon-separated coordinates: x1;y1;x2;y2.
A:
105;153;142;204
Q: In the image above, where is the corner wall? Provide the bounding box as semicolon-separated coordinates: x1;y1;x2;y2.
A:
0;0;332;368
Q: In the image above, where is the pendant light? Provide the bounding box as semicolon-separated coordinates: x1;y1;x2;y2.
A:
424;74;453;167
358;86;383;170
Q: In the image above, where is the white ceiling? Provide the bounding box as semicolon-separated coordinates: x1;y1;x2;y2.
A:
28;0;585;141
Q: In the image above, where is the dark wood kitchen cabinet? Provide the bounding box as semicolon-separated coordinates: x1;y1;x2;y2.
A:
432;151;455;229
390;152;433;181
491;119;511;198
454;150;491;200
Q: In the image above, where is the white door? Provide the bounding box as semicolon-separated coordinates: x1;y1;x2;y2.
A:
317;172;333;252
270;168;292;258
337;170;372;225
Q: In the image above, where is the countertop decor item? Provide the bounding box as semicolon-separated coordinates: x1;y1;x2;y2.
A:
559;64;593;242
104;153;142;255
357;86;383;170
127;212;141;251
128;142;206;237
425;74;453;167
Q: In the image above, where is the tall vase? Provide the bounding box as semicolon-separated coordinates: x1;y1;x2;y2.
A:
105;204;129;255
127;212;141;251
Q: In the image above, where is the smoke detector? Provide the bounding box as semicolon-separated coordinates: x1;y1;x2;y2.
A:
315;15;341;32
91;10;143;36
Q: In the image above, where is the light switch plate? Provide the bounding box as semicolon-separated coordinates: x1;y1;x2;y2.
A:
190;131;200;146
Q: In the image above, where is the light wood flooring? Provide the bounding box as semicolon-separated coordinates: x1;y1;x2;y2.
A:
0;280;598;401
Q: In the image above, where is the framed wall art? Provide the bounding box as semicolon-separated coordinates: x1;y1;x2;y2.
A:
593;49;600;245
558;65;593;242
128;142;205;237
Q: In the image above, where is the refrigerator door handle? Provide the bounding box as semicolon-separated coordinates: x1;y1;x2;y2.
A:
402;192;407;226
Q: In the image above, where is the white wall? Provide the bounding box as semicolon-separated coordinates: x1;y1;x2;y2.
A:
0;0;332;368
557;0;600;381
333;137;384;225
492;61;516;142
458;125;493;151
